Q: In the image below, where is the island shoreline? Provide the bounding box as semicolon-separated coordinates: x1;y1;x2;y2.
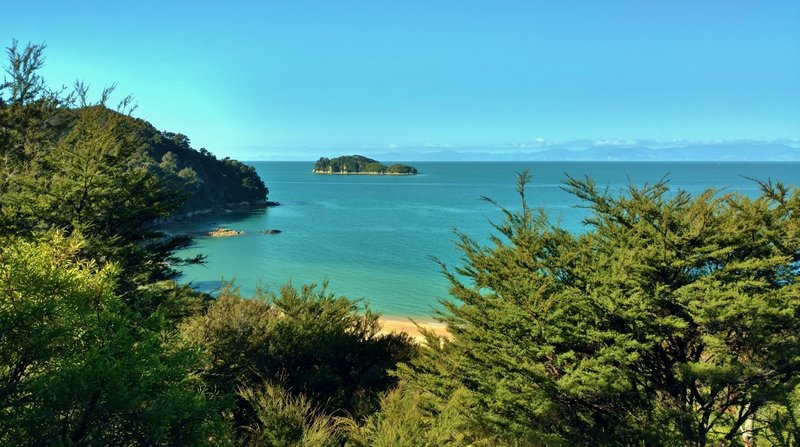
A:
313;155;418;175
311;170;417;175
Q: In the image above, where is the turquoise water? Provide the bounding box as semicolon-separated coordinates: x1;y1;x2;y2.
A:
172;162;799;318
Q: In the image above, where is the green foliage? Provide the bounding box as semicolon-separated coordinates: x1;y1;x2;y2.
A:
0;232;230;446
0;41;74;197
0;39;270;295
238;383;338;447
0;40;268;219
314;155;417;174
756;386;800;446
181;283;416;437
400;172;800;446
341;384;472;447
386;163;417;174
1;104;195;291
143;129;270;213
1;39;47;106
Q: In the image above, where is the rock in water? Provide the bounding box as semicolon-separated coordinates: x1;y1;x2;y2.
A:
208;228;244;237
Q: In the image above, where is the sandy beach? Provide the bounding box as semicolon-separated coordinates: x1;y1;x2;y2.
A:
379;317;449;342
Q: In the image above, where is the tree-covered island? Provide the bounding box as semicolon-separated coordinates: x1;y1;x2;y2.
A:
313;155;418;175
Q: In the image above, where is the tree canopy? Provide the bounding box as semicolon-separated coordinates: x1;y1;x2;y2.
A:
313;155;417;174
395;172;800;446
0;233;229;445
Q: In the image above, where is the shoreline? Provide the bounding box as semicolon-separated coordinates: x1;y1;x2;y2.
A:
379;317;449;341
156;201;280;225
312;171;417;175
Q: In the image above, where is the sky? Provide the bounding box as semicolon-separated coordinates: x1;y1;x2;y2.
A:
3;1;799;160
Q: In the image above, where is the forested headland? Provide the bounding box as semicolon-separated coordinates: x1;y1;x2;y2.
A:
0;41;270;223
2;41;800;447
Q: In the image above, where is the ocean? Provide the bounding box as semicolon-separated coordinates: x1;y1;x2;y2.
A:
172;161;799;319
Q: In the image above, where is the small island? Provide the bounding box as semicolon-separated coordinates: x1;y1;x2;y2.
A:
313;155;418;175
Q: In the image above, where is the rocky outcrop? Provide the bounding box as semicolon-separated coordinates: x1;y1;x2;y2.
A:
208;228;245;237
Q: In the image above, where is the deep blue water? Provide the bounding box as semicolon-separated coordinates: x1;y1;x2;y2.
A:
172;162;799;318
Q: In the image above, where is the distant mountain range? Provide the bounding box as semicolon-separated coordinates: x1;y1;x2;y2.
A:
363;143;800;162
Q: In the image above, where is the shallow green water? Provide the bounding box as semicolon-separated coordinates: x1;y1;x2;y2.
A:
172;161;799;318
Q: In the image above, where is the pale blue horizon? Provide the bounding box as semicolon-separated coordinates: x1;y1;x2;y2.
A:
3;1;799;160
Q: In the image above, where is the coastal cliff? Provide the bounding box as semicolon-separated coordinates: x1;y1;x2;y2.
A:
313;155;417;175
131;120;271;215
17;105;274;222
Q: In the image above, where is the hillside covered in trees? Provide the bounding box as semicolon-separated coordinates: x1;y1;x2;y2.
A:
313;154;417;174
0;44;269;221
3;41;800;447
128;121;272;216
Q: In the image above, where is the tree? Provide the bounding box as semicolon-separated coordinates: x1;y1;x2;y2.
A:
0;40;72;198
400;172;800;446
1;40;268;297
1;38;47;106
238;383;338;447
2;104;195;295
0;232;230;445
340;384;470;447
181;283;416;438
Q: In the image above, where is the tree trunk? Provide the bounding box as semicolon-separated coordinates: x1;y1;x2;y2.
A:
741;411;755;447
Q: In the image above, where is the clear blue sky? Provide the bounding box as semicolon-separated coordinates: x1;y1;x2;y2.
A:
3;1;799;159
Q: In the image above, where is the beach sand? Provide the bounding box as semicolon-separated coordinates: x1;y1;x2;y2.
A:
379;318;449;342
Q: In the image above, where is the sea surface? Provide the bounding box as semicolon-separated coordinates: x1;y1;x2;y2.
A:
172;161;799;319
